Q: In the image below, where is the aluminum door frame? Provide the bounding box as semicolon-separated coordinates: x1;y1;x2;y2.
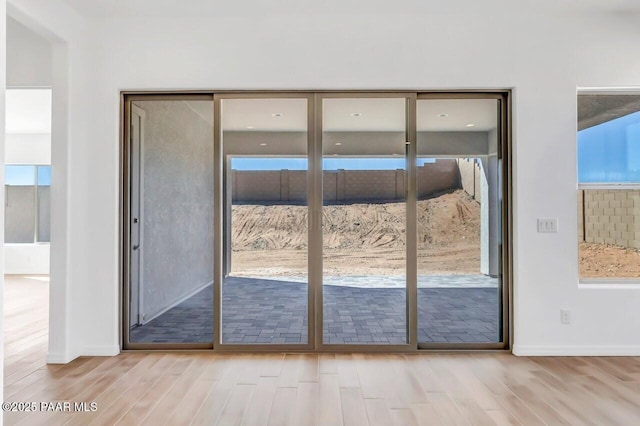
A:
213;92;316;352
120;90;512;352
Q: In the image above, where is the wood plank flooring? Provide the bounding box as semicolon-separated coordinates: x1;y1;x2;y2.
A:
4;275;640;425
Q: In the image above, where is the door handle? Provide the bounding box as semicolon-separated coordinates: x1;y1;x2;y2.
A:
133;244;140;250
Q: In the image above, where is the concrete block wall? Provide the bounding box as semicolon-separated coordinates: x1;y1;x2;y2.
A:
578;190;584;242
578;189;640;249
288;171;307;202
231;170;282;202
455;158;482;202
232;159;461;203
417;159;460;199
343;169;403;201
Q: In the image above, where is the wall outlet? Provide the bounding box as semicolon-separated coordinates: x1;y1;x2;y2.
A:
561;309;571;325
538;218;558;233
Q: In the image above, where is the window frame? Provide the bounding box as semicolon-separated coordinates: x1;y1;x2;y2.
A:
577;89;640;284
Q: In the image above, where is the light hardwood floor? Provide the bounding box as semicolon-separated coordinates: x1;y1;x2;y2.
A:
4;275;640;425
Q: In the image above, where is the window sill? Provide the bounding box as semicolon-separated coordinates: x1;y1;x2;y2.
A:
579;278;640;289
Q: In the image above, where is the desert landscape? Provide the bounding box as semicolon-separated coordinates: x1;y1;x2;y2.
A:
579;242;640;278
230;189;481;277
230;187;640;279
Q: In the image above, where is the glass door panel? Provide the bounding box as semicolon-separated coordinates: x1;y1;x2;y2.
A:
322;97;408;345
416;98;502;345
221;98;310;344
128;99;214;344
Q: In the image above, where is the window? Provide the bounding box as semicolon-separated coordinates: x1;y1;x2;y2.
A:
577;93;640;280
5;165;51;243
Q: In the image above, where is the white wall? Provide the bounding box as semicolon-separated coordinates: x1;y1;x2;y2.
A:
4;243;49;274
7;0;88;363
0;0;6;418
7;1;640;360
5;21;52;281
5;133;51;163
6;16;51;87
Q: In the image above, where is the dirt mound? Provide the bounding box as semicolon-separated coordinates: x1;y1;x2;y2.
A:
417;190;480;247
231;204;308;250
230;190;481;275
231;190;480;252
579;242;640;278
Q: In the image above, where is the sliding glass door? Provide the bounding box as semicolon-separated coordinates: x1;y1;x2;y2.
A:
416;95;506;348
123;91;510;351
124;96;214;348
319;95;412;347
217;95;314;348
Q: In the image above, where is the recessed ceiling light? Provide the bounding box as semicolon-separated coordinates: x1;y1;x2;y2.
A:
437;113;449;118
259;143;268;146
246;125;254;129
405;142;411;145
465;123;476;128
350;112;362;117
272;113;283;117
335;142;342;146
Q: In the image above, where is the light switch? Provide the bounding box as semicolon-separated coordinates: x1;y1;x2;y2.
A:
537;218;558;233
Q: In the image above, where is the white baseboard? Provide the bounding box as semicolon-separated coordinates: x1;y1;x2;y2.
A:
513;344;640;356
46;352;78;364
47;345;120;364
82;345;121;357
143;280;213;324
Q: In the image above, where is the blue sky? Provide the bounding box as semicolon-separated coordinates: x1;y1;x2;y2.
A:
5;165;51;186
578;111;640;183
231;157;436;171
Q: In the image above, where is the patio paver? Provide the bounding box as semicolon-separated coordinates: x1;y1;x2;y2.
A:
130;275;500;344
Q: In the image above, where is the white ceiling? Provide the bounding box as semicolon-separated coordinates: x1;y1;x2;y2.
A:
5;89;52;134
217;97;496;132
222;99;307;131
417;99;497;132
323;98;406;132
60;0;640;17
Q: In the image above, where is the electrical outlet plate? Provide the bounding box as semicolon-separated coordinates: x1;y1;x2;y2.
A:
561;309;571;324
538;218;558;233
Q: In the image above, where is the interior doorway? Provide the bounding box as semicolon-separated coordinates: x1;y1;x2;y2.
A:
4;87;53;372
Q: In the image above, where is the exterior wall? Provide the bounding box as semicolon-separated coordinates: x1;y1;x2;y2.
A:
578;189;640;249
231;159;460;203
457;158;482;202
417;159;460;198
138;100;214;322
578;190;584;242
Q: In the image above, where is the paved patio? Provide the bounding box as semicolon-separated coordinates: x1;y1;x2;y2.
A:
130;275;499;344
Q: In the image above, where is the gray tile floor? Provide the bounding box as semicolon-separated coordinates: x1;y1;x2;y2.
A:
130;275;499;344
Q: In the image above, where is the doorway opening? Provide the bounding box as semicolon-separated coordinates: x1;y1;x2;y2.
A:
4;87;53;363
